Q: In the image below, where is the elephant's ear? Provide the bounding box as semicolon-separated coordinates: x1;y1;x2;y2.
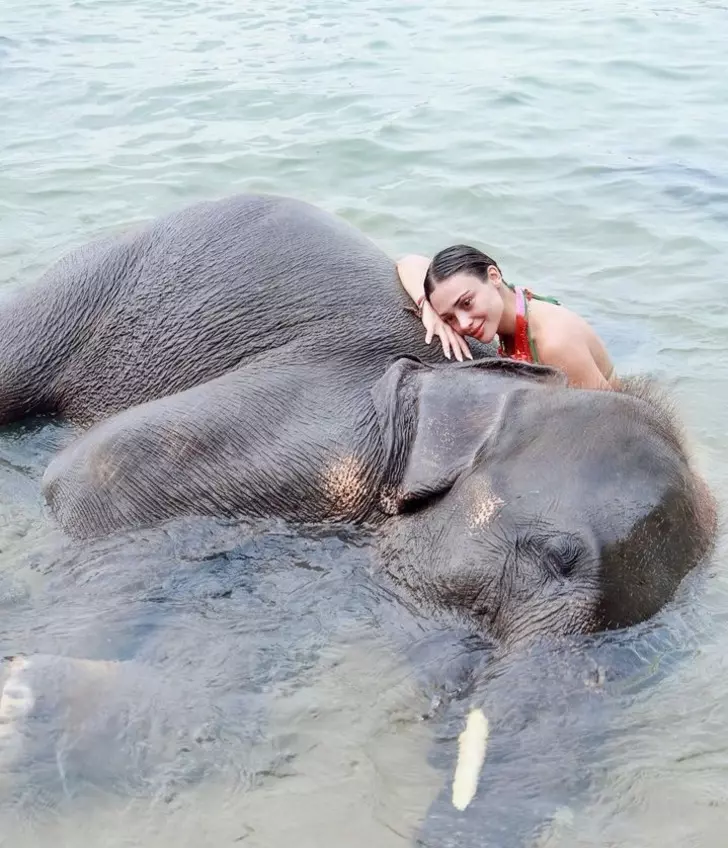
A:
371;356;509;514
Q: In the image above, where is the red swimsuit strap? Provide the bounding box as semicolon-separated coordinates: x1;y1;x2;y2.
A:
498;288;535;363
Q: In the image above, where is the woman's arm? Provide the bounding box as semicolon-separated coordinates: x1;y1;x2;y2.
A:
396;255;472;362
396;254;431;306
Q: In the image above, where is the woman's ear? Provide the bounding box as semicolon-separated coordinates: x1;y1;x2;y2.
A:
487;265;503;287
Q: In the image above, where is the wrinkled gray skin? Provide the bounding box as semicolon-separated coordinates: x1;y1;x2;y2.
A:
0;193;715;645
0;194;718;843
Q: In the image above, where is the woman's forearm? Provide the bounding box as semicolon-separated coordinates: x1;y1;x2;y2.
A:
396;254;431;305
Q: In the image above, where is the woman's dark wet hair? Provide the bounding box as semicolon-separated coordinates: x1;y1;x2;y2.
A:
423;244;501;301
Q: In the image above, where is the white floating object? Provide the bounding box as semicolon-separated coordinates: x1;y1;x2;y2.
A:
0;658;34;721
0;656;34;748
452;707;489;811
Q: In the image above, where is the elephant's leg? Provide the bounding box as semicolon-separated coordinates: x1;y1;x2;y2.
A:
0;652;227;806
42;359;382;539
0;655;123;798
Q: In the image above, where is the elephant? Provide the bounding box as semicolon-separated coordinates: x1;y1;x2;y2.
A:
0;192;716;644
0;192;719;844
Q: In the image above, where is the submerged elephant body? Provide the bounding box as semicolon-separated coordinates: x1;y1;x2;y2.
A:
0;192;716;644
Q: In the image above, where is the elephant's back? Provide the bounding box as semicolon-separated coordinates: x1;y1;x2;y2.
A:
137;192;410;331
13;193;486;425
55;194;435;419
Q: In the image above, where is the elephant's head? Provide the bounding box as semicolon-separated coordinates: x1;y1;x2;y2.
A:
373;357;717;646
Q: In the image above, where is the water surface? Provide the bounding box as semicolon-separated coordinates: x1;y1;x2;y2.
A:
1;0;728;845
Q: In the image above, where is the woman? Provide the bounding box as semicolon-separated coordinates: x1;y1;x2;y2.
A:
397;245;617;391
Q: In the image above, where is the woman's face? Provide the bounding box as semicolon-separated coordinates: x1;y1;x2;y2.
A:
428;267;504;343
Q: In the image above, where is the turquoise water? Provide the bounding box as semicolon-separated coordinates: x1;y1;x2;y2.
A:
1;0;728;845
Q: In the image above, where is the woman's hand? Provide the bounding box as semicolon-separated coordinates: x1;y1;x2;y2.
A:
421;301;472;362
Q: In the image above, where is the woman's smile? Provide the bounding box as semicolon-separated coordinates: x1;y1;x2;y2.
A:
469;319;486;340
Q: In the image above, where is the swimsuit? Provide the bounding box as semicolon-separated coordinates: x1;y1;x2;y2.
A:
497;284;560;365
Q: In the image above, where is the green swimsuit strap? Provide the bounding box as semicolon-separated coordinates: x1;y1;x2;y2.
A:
527;290;560;305
523;296;540;364
503;280;561;306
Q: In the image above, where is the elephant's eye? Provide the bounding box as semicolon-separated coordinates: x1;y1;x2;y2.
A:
541;534;586;579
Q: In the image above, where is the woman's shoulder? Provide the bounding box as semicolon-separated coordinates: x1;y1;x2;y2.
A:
541;298;593;335
531;301;591;353
539;304;615;376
